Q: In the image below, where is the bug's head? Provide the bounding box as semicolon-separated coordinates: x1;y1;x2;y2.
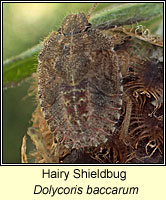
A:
60;12;91;36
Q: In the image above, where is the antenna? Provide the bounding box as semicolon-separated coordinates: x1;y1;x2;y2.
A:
87;3;98;20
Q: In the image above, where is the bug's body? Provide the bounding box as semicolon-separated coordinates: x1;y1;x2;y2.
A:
37;13;122;149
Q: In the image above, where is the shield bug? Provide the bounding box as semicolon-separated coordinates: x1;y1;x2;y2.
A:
37;4;123;150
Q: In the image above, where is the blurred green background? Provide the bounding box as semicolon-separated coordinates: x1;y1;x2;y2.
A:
3;3;163;163
3;3;112;163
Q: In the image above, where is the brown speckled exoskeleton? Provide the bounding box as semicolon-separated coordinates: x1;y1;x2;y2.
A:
37;12;123;150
